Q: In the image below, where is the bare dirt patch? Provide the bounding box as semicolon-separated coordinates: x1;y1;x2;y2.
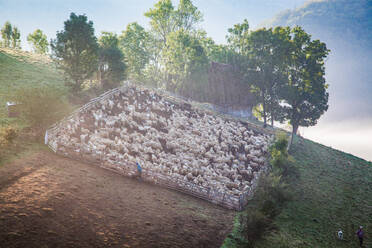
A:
0;151;234;248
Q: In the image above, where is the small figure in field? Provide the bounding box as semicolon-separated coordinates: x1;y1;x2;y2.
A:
337;229;343;240
136;162;142;179
356;226;364;247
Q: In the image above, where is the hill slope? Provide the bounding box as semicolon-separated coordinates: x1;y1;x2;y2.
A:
0;48;66;121
254;135;372;248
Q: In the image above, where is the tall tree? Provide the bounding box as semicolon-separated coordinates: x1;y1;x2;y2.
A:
119;23;150;81
144;0;176;44
98;32;126;90
1;21;13;47
11;26;21;49
175;0;203;32
162;29;208;97
50;13;99;92
27;29;49;54
144;0;203;43
280;26;329;149
248;27;291;127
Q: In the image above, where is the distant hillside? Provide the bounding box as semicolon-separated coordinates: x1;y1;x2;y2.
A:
264;0;371;49
263;0;372;121
0;48;66;120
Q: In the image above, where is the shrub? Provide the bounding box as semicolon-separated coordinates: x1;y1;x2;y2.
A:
0;125;18;145
257;172;292;218
240;209;272;247
0;125;18;162
270;131;298;178
9;83;72;132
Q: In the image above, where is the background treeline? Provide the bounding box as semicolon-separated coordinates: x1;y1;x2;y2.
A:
0;0;330;147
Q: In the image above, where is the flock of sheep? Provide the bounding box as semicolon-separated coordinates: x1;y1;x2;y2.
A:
50;85;273;197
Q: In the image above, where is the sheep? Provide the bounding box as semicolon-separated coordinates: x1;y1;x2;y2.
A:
51;83;275;201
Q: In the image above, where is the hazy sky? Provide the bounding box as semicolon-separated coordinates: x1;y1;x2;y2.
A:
1;0;371;161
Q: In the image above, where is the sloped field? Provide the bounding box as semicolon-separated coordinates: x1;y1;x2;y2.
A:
0;151;234;248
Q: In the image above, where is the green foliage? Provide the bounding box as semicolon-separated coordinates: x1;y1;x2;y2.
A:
227;19;250;55
27;29;49;54
51;13;99;92
162;29;209;97
119;22;151;81
280;26;329;148
1;21;13;47
142;0;207;93
1;21;21;49
11;27;21;49
240;210;272;248
9;84;72;131
174;0;203;32
144;0;202;44
144;0;176;43
98;32;126;90
257;172;291;218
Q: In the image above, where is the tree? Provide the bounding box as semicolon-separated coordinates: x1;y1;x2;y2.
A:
27;29;49;54
162;29;208;97
280;26;329;149
1;21;13;47
227;19;250;55
50;13;99;92
247;27;291;127
11;27;21;49
98;32;126;90
119;23;150;81
144;0;203;44
144;0;176;44
175;0;203;32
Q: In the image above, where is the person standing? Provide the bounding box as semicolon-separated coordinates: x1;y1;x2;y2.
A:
136;162;142;179
356;226;364;247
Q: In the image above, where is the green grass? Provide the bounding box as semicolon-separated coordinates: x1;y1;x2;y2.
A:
0;48;66;121
229;135;372;248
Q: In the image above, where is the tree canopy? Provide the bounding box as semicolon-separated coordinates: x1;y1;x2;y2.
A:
98;32;126;90
119;22;150;81
51;13;99;92
280;26;329;148
1;21;21;48
27;29;49;54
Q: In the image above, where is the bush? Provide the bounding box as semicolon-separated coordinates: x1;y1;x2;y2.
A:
270;131;297;178
0;125;18;162
257;172;292;218
240;210;272;247
9;83;72;132
0;125;18;145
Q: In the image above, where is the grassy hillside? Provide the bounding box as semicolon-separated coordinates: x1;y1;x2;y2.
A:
232;135;372;248
0;48;66;122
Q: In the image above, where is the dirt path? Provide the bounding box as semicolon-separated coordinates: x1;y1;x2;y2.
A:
0;151;235;248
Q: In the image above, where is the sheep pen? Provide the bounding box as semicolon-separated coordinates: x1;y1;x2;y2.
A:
45;82;274;210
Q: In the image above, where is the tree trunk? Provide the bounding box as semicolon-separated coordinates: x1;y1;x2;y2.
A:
271;109;274;127
288;124;298;151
